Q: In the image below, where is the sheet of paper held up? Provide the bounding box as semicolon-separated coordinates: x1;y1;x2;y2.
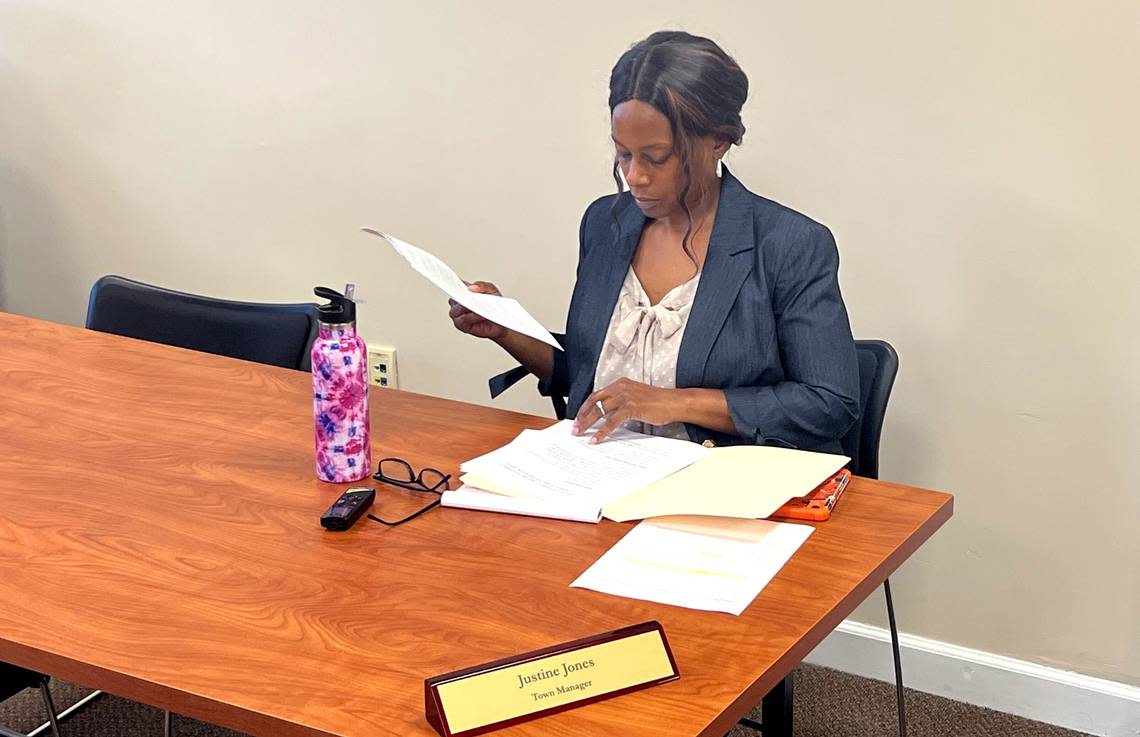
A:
460;420;708;506
570;516;814;615
361;228;561;349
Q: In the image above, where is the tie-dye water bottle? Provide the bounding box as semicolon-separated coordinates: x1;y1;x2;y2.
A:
311;285;371;482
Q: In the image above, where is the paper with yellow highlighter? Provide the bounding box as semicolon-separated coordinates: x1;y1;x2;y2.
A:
570;516;814;615
441;421;849;523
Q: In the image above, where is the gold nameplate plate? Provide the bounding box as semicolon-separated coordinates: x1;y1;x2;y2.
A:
425;621;678;736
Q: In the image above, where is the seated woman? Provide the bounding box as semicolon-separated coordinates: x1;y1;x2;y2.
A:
450;31;860;453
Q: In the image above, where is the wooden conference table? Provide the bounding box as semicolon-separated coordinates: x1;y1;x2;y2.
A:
0;313;952;737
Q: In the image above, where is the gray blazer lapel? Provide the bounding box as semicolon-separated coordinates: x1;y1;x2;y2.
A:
677;169;756;388
575;200;644;397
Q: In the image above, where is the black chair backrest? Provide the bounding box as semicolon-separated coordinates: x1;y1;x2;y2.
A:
840;339;900;479
86;275;320;371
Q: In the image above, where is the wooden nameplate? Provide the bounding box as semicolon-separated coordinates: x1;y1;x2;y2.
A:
425;621;678;736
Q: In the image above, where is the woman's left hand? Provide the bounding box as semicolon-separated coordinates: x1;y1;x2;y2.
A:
572;378;681;443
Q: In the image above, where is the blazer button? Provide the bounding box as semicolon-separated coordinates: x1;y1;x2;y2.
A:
702;439;717;448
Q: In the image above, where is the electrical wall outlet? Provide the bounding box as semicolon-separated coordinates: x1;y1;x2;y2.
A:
367;346;398;389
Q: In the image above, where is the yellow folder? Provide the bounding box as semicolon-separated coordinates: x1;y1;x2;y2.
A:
600;446;849;522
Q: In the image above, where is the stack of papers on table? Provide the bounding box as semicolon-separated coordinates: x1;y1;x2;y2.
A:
571;515;814;615
441;421;849;523
444;421;708;523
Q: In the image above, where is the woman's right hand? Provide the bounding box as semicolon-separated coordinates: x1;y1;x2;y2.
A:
449;281;507;341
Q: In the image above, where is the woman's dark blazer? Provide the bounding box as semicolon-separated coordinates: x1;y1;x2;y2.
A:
524;168;861;454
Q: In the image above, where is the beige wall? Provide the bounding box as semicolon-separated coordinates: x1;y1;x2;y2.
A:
1;0;1137;686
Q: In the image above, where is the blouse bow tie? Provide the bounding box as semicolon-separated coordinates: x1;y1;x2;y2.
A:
611;299;685;352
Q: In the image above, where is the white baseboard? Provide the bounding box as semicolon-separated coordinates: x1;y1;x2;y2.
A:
804;620;1140;737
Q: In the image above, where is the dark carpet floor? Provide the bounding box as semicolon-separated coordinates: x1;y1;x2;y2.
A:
1;663;1092;736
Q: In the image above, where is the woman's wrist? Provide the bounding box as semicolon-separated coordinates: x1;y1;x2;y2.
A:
490;328;514;349
494;330;554;385
670;387;736;435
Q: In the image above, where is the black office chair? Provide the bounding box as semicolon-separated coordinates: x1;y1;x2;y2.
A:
740;339;902;737
488;333;569;419
850;340;908;737
840;339;899;479
85;275;320;371
0;663;61;737
84;275;320;737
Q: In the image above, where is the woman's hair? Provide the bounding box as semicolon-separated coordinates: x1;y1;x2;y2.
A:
608;31;748;262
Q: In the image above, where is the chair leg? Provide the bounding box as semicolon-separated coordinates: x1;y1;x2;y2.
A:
37;680;62;737
28;689;103;737
760;673;794;736
737;673;794;734
163;710;173;737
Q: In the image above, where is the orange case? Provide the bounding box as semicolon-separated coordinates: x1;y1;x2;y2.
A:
770;469;851;522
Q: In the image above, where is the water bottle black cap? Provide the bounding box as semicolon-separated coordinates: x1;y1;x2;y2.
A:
314;286;356;324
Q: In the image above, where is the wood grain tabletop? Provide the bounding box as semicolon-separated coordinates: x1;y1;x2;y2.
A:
0;312;952;737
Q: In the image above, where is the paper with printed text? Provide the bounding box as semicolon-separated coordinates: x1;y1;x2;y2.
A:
362;228;561;349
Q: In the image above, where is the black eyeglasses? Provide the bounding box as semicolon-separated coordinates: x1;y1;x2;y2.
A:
367;457;452;527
